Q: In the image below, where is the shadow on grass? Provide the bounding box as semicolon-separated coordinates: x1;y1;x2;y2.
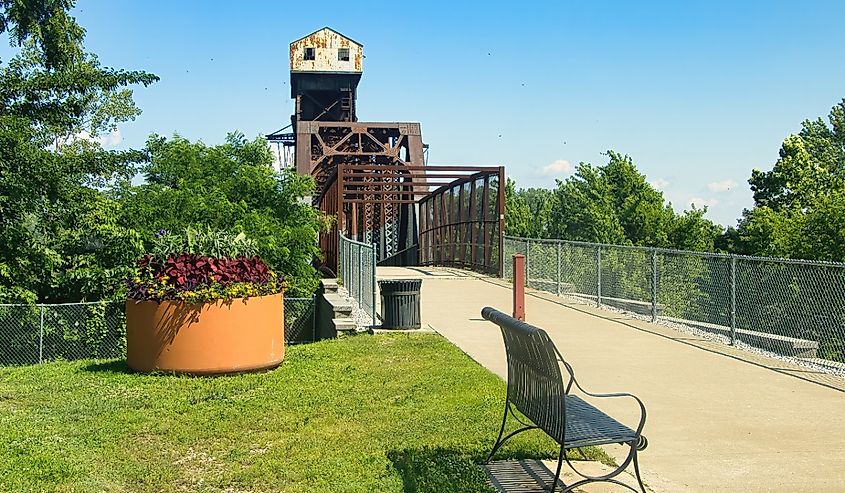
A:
388;447;556;493
82;360;134;374
80;359;285;378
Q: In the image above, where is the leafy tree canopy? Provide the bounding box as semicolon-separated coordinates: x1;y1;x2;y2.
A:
0;1;325;303
120;133;328;296
506;151;722;251
504;179;533;237
0;0;156;302
736;99;845;260
0;0;83;70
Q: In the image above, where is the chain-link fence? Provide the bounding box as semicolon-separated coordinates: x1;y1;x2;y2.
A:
284;297;316;345
0;301;125;365
339;234;378;325
504;236;845;373
0;297;317;366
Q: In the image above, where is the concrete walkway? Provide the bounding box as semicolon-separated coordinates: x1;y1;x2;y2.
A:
378;267;845;492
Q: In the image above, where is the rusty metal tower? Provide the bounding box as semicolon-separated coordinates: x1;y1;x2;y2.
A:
279;27;426;267
288;27;361;129
269;27;505;277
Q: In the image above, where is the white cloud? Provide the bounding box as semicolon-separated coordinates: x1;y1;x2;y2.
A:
688;197;719;208
707;179;737;193
60;128;123;149
650;178;669;190
98;128;123;148
540;159;572;176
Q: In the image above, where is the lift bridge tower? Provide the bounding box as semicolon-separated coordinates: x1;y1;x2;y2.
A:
268;27;427;271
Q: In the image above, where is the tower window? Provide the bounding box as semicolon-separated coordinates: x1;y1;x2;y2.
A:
304;47;315;60
338;48;350;61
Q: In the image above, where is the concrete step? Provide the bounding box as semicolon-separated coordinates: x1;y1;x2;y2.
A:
333;318;357;333
370;326;436;335
332;307;353;319
321;278;339;294
323;293;353;314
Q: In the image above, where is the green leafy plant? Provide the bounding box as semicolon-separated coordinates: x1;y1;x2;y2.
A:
127;231;283;303
120;135;328;296
150;228;258;262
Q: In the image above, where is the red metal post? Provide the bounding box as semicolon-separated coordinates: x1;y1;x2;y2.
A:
513;254;525;321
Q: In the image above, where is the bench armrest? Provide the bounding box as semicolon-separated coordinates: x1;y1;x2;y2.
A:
554;346;647;438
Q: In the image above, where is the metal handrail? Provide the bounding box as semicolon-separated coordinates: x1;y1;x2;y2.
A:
339;233;378;326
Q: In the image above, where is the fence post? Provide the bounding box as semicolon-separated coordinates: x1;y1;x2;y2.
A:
651;249;658;323
38;304;44;364
372;246;378;326
730;256;737;345
311;295;318;342
340;238;345;285
513;254;526;320
357;244;363;304
556;241;562;296
525;239;531;288
348;241;352;290
596;246;602;307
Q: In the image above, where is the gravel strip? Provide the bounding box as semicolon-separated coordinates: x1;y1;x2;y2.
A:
550;290;845;379
337;286;374;331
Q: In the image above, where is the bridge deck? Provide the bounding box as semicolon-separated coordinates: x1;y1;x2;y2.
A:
377;266;845;492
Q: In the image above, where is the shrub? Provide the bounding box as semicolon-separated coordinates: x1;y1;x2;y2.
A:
120;134;328;297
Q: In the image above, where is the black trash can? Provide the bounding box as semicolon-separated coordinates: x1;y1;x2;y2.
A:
378;279;422;330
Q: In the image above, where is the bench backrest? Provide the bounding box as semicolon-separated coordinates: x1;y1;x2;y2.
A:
481;307;566;439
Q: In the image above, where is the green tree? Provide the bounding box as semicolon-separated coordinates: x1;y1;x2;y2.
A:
504;178;532;237
736;99;845;260
0;0;157;302
669;207;724;252
546;151;721;249
0;0;84;69
120;134;328;296
520;187;555;238
505;180;556;238
599;151;676;246
507;151;722;251
549;163;627;244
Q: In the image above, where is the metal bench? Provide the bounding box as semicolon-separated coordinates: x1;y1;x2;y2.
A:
481;307;649;493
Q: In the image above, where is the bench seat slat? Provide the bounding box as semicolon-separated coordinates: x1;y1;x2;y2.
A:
559;395;638;448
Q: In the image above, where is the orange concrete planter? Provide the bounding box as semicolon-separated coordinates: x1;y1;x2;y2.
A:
126;293;284;375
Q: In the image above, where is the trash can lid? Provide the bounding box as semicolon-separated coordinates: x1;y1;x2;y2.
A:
378;279;422;289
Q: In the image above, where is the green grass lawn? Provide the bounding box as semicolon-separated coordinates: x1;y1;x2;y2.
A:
0;333;606;493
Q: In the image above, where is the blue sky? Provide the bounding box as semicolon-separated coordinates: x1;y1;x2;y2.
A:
7;1;845;226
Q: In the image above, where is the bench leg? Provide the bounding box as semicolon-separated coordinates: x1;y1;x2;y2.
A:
549;444;566;492
632;447;647;493
484;400;538;464
560;442;647;493
484;398;510;465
